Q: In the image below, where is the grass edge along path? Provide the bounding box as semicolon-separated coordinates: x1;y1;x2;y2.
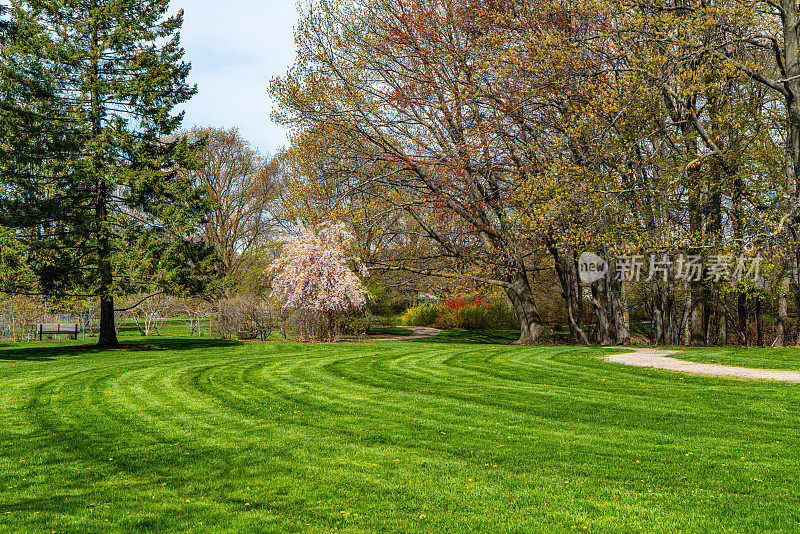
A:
605;347;800;382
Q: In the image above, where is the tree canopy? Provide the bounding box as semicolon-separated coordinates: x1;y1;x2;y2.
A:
0;0;217;346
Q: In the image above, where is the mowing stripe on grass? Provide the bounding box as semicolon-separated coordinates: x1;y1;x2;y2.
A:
0;337;799;532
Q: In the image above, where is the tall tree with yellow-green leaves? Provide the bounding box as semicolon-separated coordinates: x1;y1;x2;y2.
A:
273;0;796;346
271;0;619;344
606;0;787;346
0;0;217;347
723;0;800;345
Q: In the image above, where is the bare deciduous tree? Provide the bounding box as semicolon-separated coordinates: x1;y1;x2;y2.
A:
184;127;281;287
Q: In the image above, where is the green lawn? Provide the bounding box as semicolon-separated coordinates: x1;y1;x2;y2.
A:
1;335;799;533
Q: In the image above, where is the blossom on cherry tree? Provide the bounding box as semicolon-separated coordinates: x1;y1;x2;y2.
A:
269;222;368;316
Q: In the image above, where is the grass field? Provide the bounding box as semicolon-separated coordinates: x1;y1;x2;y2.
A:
1;333;799;533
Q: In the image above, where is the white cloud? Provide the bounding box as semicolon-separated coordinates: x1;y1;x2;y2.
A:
170;0;299;155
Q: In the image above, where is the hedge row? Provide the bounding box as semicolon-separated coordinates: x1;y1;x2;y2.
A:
401;302;517;330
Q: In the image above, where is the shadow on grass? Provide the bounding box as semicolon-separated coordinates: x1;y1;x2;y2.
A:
410;330;520;345
0;337;243;362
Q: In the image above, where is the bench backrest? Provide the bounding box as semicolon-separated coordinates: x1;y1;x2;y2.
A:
37;323;79;334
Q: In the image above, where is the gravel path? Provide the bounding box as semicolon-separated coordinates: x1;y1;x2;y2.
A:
378;326;441;341
606;347;800;382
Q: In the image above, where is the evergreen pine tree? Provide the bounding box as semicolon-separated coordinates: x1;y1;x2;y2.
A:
0;0;216;347
0;5;12;43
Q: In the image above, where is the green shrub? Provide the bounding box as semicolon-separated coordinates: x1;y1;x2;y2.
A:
401;305;442;326
342;314;401;335
456;305;487;330
432;307;459;329
403;303;517;331
389;298;412;315
480;302;518;330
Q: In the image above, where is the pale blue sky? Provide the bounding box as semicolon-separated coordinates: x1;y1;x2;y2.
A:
170;1;299;156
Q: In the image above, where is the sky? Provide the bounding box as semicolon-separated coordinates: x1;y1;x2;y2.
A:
170;0;299;156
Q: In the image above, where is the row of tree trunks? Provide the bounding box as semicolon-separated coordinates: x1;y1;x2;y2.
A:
546;241;589;345
582;258;630;346
506;262;788;348
652;280;679;345
609;263;631;345
504;253;792;348
90;11;118;348
502;248;636;347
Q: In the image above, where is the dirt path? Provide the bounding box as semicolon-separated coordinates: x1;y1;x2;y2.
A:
606;347;800;383
378;326;441;341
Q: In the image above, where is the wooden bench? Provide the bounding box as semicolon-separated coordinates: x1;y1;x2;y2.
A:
36;323;79;341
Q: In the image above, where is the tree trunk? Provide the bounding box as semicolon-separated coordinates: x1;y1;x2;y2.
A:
622;279;631;341
732;163;748;347
547;242;588;345
738;293;748;346
609;263;630;345
780;0;800;347
327;311;335;341
773;274;790;347
98;296;117;347
91;14;118;348
573;250;585;325
689;285;706;345
756;296;764;347
592;277;612;345
505;270;544;345
664;282;678;345
685;128;706;346
705;289;717;346
794;254;800;346
682;284;692;345
652;281;665;344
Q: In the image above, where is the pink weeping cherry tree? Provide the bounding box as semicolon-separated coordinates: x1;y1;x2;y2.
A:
269;222;368;339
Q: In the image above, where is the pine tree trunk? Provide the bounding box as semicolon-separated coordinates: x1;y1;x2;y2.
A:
91;12;119;348
98;296;117;347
